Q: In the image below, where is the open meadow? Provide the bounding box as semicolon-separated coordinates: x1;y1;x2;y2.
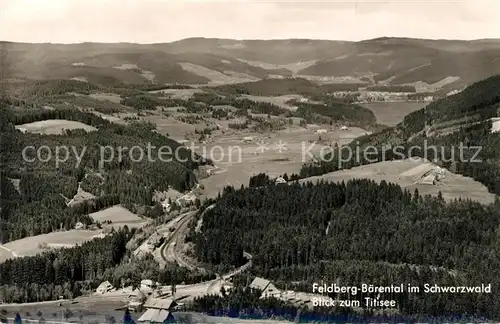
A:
89;205;150;229
0;230;103;262
241;94;306;111
15;120;97;135
299;158;496;205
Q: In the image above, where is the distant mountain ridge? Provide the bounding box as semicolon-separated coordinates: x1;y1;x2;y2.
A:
2;37;500;90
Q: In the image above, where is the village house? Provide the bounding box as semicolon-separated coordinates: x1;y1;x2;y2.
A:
143;298;178;310
74;222;85;230
249;277;281;299
275;177;286;184
141;279;160;291
175;193;197;207
242;136;254;143
161;200;171;213
146;233;164;250
134;249;148;259
128;288;147;312
138;298;178;323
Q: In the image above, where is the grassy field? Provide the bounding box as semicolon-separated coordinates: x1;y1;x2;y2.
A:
298;158;496;205
198;126;367;199
89;205;150;229
178;62;259;85
142;114;201;140
15;120;97;135
0;296;130;323
359;101;428;126
0;230;103;262
237;58;317;74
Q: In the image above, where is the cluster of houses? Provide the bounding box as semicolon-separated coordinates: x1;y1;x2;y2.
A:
94;276;323;322
331;90;434;103
96;279;177;323
161;192;199;213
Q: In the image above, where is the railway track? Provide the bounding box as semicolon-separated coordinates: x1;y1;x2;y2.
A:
159;205;253;295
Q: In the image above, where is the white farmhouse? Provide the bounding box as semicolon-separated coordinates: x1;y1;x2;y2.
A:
250;277;281;299
96;281;114;294
128;289;147;311
141;279;160;291
74;222;85;230
161;200;171;213
275;177;286;184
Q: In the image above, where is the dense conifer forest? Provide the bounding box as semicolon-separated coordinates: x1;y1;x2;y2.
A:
193;179;500;318
0;228;132;303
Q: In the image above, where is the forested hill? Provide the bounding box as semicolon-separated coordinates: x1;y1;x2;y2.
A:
0;104;208;243
400;74;500;137
300;75;500;196
195;180;500;318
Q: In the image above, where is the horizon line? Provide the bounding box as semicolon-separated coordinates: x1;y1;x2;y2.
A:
1;36;499;45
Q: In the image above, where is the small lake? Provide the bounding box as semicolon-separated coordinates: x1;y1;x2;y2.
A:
360;101;428;126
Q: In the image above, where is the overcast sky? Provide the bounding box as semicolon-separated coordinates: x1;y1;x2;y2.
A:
1;0;499;43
